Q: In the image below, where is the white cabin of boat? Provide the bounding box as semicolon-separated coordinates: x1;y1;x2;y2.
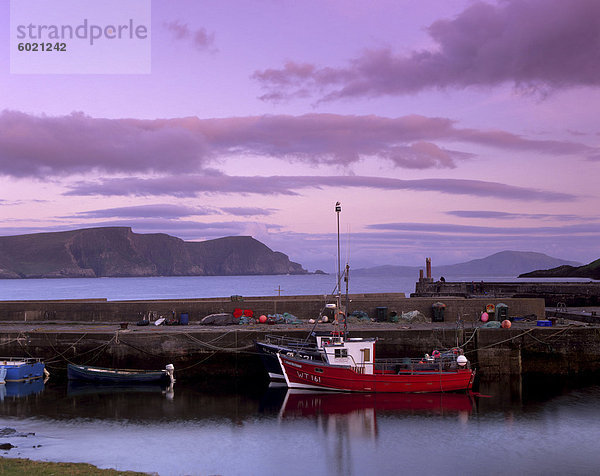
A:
320;337;377;375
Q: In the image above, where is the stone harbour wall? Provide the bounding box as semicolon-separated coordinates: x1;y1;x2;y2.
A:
0;294;545;323
413;280;600;306
0;324;598;381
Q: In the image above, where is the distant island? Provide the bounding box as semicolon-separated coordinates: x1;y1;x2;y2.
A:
519;258;600;280
352;251;581;278
0;227;307;279
1;227;592;281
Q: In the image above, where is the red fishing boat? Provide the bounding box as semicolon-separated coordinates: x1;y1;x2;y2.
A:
277;337;475;393
276;202;475;393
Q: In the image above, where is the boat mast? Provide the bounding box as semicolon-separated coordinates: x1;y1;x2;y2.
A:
335;201;342;317
344;262;349;334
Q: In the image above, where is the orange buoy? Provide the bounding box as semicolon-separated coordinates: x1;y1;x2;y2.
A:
259;315;267;323
502;319;511;329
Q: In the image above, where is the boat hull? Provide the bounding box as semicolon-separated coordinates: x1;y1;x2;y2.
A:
67;364;169;383
0;358;45;382
278;354;475;393
256;340;322;381
256;342;288;380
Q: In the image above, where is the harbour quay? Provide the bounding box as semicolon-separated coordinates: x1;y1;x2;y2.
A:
413;280;600;306
1;292;600;381
0;293;545;324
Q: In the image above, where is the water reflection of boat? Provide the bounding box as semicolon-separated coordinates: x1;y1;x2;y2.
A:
279;390;474;419
0;379;45;401
278;390;474;440
67;381;174;399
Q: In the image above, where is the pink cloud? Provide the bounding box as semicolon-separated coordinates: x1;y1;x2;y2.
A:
73;204;218;219
72;204;275;219
446;210;586;221
253;0;600;101
180;114;597;164
220;207;275;217
1;111;596;179
367;222;600;236
164;21;215;50
0;110;208;177
64;174;576;202
385;142;469;169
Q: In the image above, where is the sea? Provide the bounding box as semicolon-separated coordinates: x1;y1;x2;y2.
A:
0;274;599;475
0;273;595;301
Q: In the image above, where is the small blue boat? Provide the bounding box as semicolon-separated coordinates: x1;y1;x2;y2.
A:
67;363;174;384
0;358;45;383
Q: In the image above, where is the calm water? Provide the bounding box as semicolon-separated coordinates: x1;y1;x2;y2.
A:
0;274;594;301
0;378;599;475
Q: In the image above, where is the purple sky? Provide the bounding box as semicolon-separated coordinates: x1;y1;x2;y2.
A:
1;0;599;271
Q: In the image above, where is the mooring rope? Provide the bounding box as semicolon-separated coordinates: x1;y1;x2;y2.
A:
463;324;581;357
459;327;479;348
183;332;255;352
44;334;117;369
41;332;90;363
0;332;27;347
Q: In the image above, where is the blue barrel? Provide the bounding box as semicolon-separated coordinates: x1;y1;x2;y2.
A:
179;313;189;325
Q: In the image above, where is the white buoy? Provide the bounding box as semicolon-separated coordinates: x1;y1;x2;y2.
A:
165;364;175;383
457;355;468;367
